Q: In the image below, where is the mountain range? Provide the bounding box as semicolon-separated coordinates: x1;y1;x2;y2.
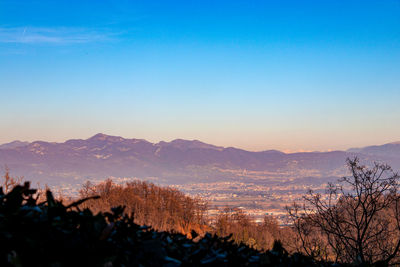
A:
0;133;399;187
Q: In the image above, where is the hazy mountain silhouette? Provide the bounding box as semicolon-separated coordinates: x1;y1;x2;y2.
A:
0;134;399;186
0;141;30;150
347;142;400;159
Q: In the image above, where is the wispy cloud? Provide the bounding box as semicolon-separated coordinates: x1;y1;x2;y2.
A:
0;27;117;44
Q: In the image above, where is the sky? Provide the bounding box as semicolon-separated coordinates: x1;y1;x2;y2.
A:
0;0;399;152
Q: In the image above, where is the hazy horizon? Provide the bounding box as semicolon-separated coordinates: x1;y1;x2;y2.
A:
1;1;400;152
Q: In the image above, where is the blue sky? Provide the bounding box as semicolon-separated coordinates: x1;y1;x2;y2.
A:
1;0;399;151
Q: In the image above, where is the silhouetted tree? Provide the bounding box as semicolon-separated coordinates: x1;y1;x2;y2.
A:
288;157;400;265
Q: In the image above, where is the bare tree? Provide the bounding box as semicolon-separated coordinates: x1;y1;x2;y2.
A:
1;166;23;193
288;157;400;265
78;179;209;236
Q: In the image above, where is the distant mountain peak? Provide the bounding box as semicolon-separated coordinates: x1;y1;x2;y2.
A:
348;141;400;152
0;140;30;150
88;133;125;142
347;141;400;158
388;141;400;145
157;139;224;151
89;133;111;140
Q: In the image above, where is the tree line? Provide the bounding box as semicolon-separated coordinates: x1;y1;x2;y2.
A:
76;178;295;252
78;179;209;237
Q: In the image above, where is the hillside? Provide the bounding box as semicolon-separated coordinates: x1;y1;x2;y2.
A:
0;181;338;266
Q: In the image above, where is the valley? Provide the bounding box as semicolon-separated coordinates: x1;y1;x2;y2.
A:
1;133;399;224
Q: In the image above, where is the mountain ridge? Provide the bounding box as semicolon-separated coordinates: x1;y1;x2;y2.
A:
0;141;30;150
3;133;398;153
0;133;399;187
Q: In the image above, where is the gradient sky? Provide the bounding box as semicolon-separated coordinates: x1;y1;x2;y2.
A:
1;0;400;152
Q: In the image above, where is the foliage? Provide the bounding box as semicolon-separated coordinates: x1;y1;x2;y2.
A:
0;181;337;266
214;207;293;251
79;179;293;252
79;179;209;236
